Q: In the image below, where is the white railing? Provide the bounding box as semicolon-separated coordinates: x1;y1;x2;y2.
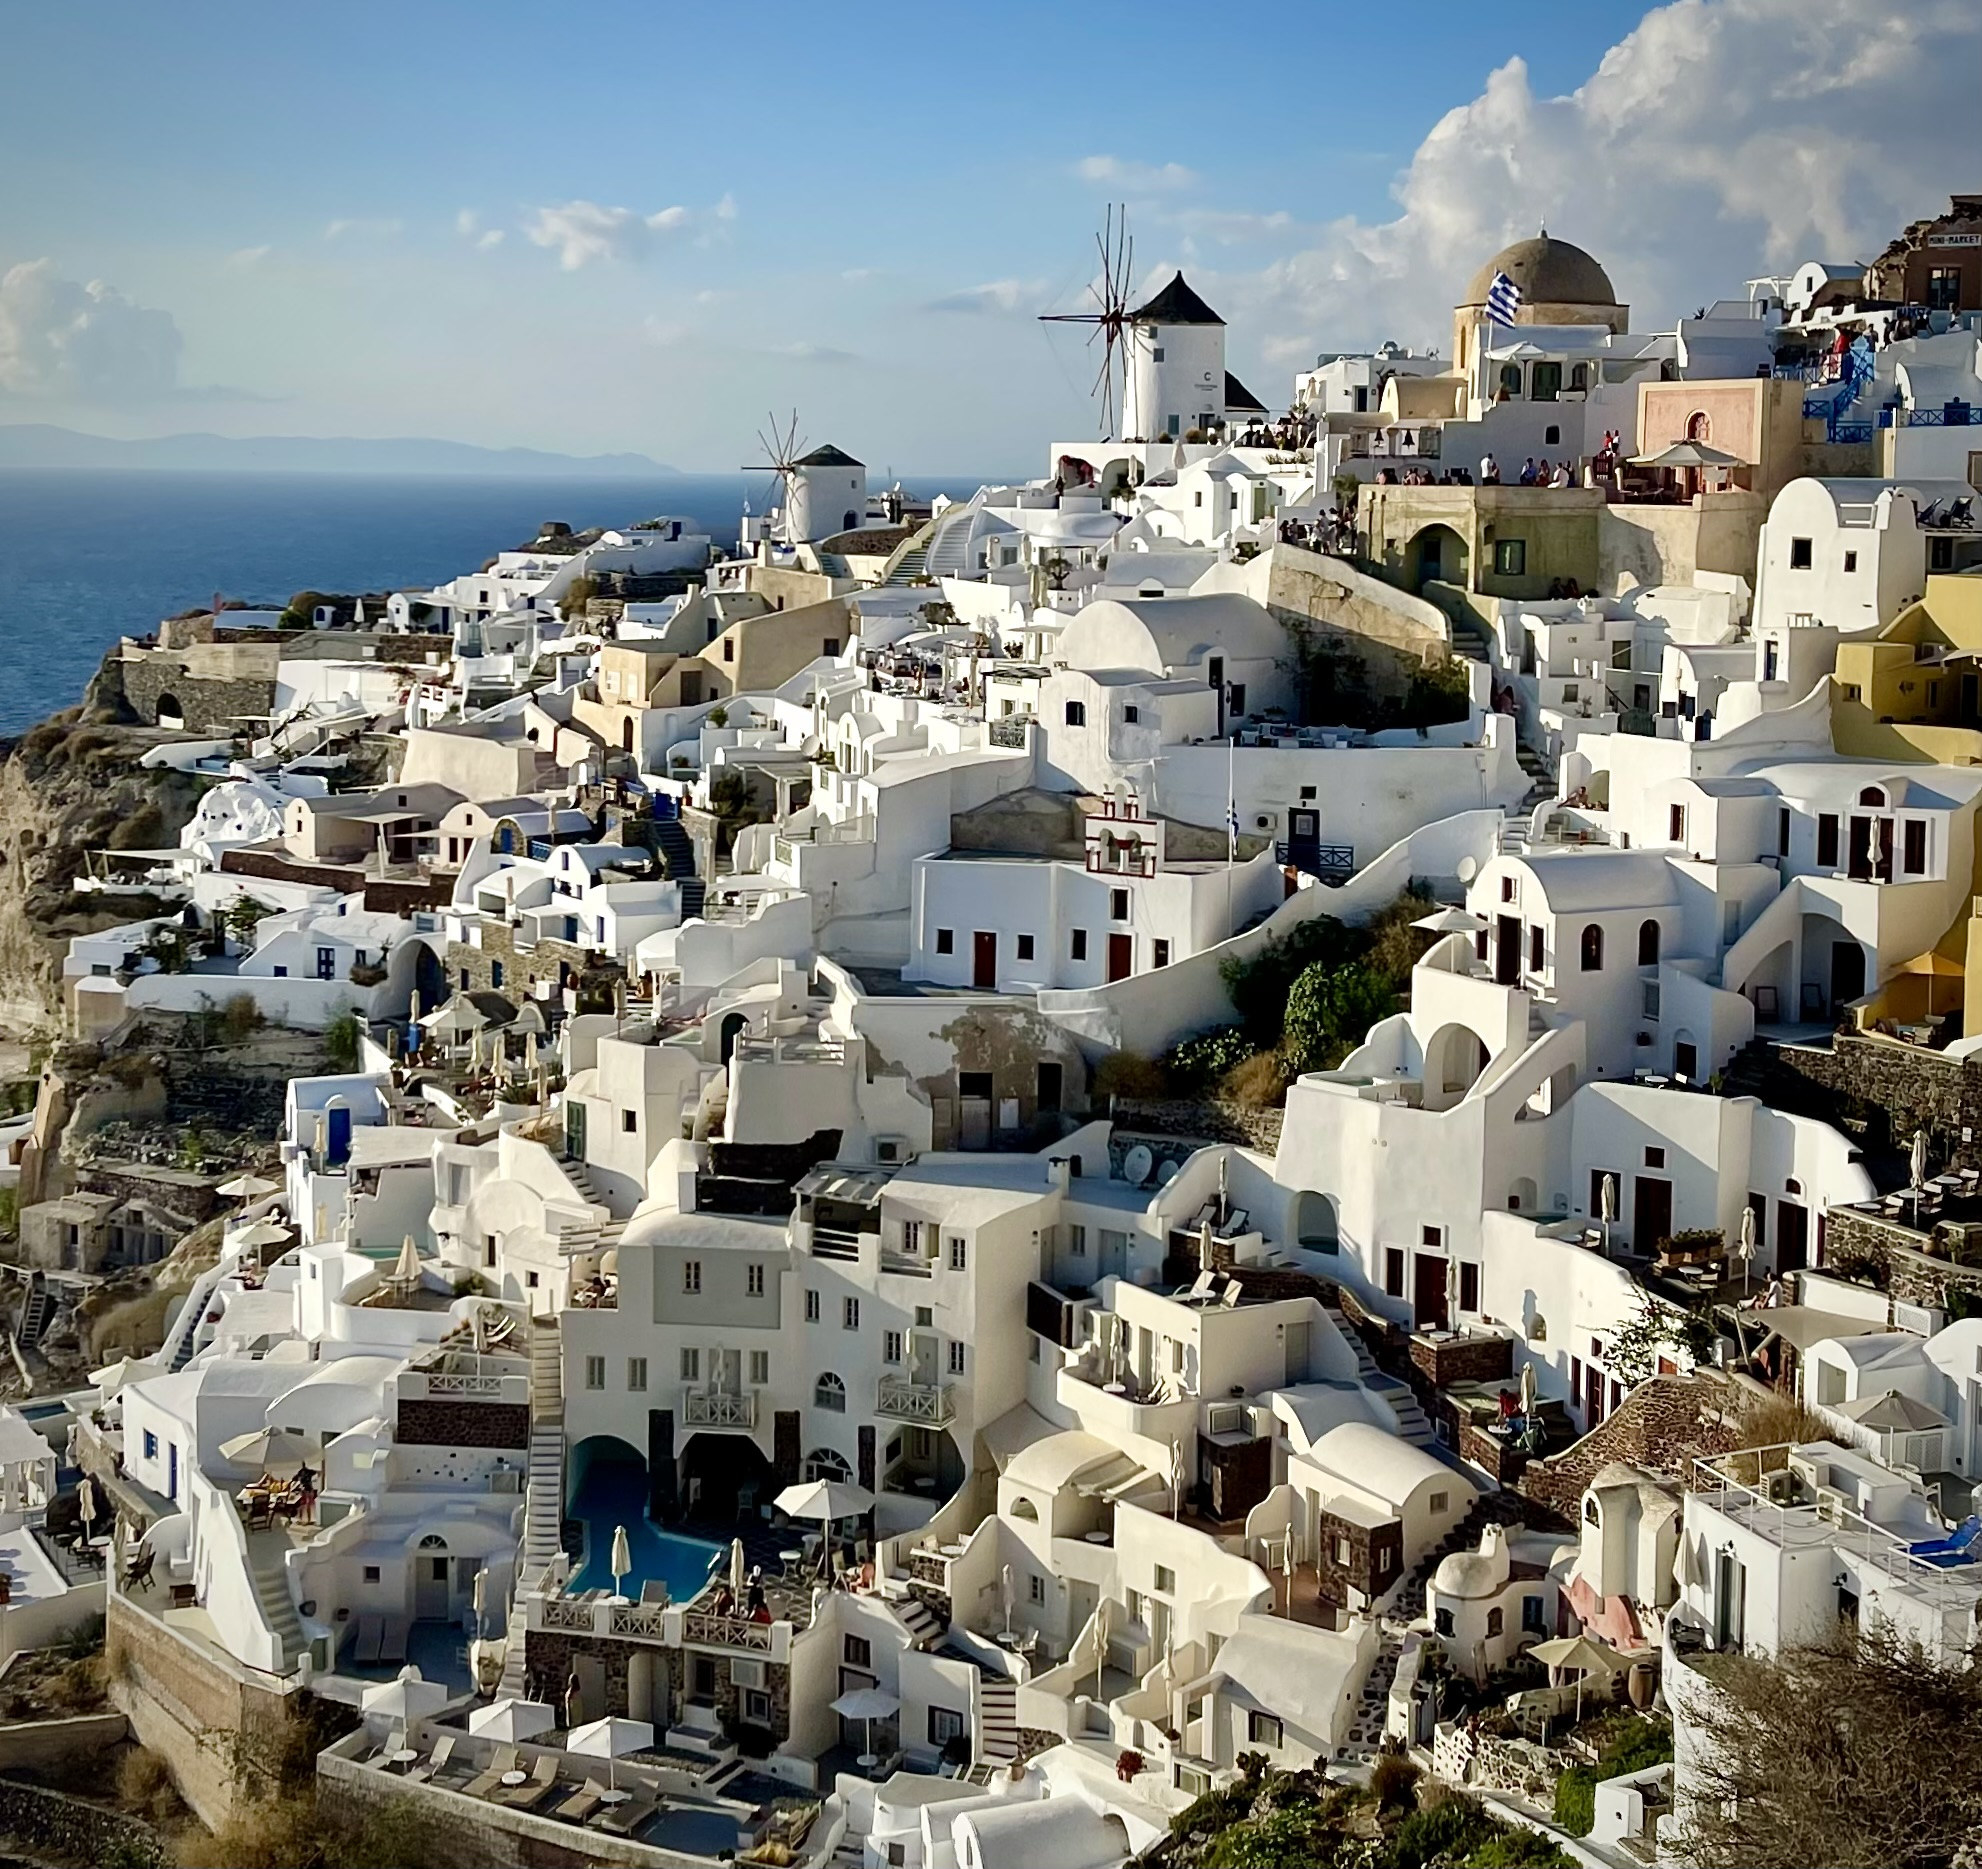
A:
877;1375;956;1426
609;1600;671;1641
682;1388;757;1429
682;1609;773;1651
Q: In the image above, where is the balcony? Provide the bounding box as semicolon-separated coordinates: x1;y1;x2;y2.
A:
682;1387;756;1429
877;1374;957;1427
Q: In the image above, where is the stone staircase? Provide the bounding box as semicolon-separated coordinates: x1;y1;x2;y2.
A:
1514;741;1554;810
666;1699;739;1763
498;1321;567;1696
246;1529;306;1670
975;1675;1019;1764
891;1593;942;1649
882;542;930;587
652;816;705;921
166;1263;227;1371
1323;1304;1436;1448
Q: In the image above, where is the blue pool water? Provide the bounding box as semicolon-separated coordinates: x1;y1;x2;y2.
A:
566;1447;724;1600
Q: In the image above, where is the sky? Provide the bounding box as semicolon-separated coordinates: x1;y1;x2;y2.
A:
2;0;1978;474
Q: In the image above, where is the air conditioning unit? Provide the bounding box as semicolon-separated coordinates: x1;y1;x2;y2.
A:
731;1657;766;1689
1894;1300;1944;1337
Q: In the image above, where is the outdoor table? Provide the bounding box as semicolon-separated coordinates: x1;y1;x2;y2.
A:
500;1770;527;1788
387;1749;418;1769
599;1788;632;1806
1083;1531;1110;1544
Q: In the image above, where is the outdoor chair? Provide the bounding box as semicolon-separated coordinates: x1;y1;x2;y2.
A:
1908;1514;1982;1568
554;1779;609;1823
405;1734;457;1784
596;1791;659;1836
495;1756;560;1809
461;1744;521;1799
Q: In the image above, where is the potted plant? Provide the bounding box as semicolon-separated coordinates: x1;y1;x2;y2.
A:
1115;1748;1144;1783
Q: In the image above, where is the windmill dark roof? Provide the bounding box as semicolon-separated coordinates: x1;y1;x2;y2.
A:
795;444;863;468
1224;371;1268;414
1130;273;1224;327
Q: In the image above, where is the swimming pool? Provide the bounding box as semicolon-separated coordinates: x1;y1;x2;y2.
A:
566;1446;724;1600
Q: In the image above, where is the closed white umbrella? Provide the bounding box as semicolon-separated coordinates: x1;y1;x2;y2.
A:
391;1235;423;1288
77;1475;98;1534
774;1479;873;1523
1000;1563;1015;1638
469;1696;556;1742
1518;1359;1537;1417
567;1714;653;1793
729;1537;747;1598
1599;1173;1617;1254
1737;1202;1758;1297
1912;1129;1931;1227
609;1524;632;1602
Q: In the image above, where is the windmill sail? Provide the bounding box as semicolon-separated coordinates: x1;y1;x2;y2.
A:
1038;205;1136;439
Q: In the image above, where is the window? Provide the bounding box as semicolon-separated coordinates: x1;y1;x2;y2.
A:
1434;1606;1455;1637
822;637;840;657
143;1430;158;1462
1071;929;1088;961
683;1260;702;1294
1933;535;1957;571
1522;1594;1547;1633
1904;819;1928;875
526;1270;539;1288
1155;1564;1176;1592
929;1706;966;1747
1501;876;1517;903
1843;549;1858;573
1778;808;1790;857
750;1350;769;1384
1645;1145;1665;1169
1493;538;1526;577
1153;939;1170;967
1486;1607;1504;1638
1580;924;1604;971
948;1236;967;1271
1068;1224;1087;1257
1928;266;1962;311
748;1264;765;1296
1529;925;1544;973
681;1348;700;1381
1384;1246;1406;1297
621;1109;637;1134
1300;785;1316;802
1531;361;1562;402
585;1356;605;1390
1544;423;1561;446
1817;813;1840;868
364;1564;381;1583
1460;1261;1480;1312
1422;1224;1443;1249
1669;804;1686;843
948;1341;966;1375
1642;979;1661;1019
1789;536;1813;570
935;928;953;955
816;1373;847;1412
1016;933;1034;961
884;1330;903;1364
1123;705;1139;724
844;1635;871;1669
1029;1574;1046;1604
1110;888;1129;920
1428;1491;1449;1515
490;960;505;989
723;638;735;661
1064;701;1086;727
484;1235;497;1268
843;1296;860;1330
627;1356;647;1392
805;1289;821;1323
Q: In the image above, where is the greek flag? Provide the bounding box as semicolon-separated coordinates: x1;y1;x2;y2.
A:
1485;269;1522;324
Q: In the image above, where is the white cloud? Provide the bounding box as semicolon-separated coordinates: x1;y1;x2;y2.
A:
226;245;272;269
323;216;403;241
1076;155;1197;192
454;209;504;250
772;342;857;364
1215;0;1982;355
523;199;702;270
641;316;694;348
0;260;182;400
923;278;1045;316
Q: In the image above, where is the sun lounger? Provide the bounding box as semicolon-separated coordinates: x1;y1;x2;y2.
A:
378;1615;411;1664
353;1616;384;1665
1908;1513;1982;1568
461;1744;520;1800
555;1778;609;1823
496;1756;560;1809
596;1791;658;1836
405;1734;456;1784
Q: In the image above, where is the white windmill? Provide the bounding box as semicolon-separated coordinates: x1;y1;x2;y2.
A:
1038;204;1137;440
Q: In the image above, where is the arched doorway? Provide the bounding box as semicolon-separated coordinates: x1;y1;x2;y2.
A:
719;1011;747;1065
1423;1024;1490;1110
154;692;184;730
1409;524;1469;593
1292;1190;1340;1255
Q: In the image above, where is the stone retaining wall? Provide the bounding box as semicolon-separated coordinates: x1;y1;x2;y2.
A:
395;1398;529;1450
1515;1375;1743;1520
0;1774;167;1868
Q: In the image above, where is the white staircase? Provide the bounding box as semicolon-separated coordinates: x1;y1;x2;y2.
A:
246;1529;306;1670
1324;1304;1436;1448
498;1321;566;1696
666;1700;738;1763
893;1594;942;1649
976;1676;1019;1764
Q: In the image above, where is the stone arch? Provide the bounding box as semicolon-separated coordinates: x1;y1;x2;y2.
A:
1408;524;1469;593
154;692;185;730
1508;1176;1538;1212
1686;411;1712;443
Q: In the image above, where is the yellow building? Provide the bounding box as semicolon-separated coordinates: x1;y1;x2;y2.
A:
1832;570;1982;764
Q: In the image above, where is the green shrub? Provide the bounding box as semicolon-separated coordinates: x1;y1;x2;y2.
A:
1282;958;1398;1074
1370;1751;1421;1812
1552;1715;1672;1837
1162;1024;1257;1093
323;1013;361;1072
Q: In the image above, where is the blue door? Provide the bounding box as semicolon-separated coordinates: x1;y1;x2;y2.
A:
326;1104;353;1167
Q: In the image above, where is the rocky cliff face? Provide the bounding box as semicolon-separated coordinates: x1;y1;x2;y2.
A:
0;683;206;1035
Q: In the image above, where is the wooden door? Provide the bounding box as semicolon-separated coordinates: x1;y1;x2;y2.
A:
1633;1175;1673;1253
1413;1253;1448;1330
972;931;997;990
1106;933;1133;982
1777;1201;1808;1273
1495;916;1521;986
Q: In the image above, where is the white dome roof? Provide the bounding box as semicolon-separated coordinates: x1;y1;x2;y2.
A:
1432;1523;1510;1600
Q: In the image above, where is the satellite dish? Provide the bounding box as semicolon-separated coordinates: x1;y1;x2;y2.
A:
1154;1158;1179;1185
1455;855;1480;886
1123;1144;1154;1188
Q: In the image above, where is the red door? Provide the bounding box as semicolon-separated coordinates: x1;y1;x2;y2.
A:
1106;933;1133;982
972;931;997;990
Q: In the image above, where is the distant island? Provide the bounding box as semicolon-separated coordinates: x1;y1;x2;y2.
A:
0;424;677;478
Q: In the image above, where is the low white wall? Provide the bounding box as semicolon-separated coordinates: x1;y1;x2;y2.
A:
126;972;371;1032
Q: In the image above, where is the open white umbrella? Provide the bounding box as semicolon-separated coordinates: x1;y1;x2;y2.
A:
469;1696;556;1742
220;1424;312;1477
89;1355;152;1399
216;1173;281;1201
774;1478;874;1523
567;1714;654;1793
609;1524;632;1602
1530;1632;1621;1721
1632;439;1741;471
360;1664;448;1736
830;1687;900;1768
231;1219;292;1251
1412;907;1487;936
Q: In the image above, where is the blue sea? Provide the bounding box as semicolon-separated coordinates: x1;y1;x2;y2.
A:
0;469;981;736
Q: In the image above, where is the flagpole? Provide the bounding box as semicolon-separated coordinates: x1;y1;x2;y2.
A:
1226;694;1237;935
